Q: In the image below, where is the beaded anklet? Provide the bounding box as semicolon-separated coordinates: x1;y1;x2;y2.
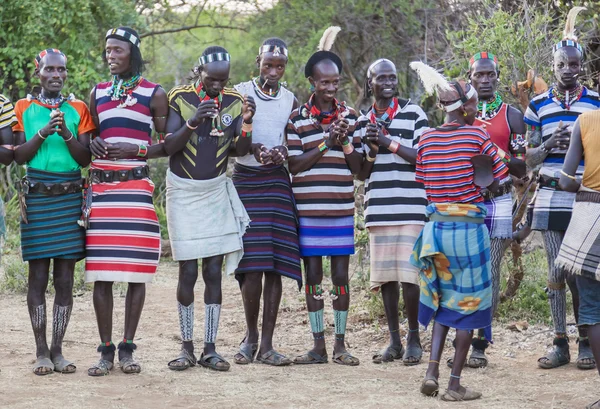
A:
118;338;137;353
97;341;116;354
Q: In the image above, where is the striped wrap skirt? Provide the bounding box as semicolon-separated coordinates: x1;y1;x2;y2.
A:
298;216;355;257
368;224;423;289
232;163;302;285
20;168;85;261
85;161;161;284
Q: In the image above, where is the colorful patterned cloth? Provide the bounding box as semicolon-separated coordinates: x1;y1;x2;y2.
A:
21;168;85;261
411;203;493;340
85;161;161;283
298;216;355;257
555;186;600;282
232;163;301;285
483;192;513;239
369;224;422;289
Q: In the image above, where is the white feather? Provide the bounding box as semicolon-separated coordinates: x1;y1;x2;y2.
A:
318;26;341;51
409;61;453;95
563;6;586;41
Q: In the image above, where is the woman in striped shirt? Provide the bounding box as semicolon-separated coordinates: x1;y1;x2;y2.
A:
409;62;507;401
358;59;428;366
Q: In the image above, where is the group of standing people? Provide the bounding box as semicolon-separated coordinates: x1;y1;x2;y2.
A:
1;8;600;405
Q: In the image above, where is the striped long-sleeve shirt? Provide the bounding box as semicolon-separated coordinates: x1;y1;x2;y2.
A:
415;124;508;204
359;99;429;227
286;106;363;218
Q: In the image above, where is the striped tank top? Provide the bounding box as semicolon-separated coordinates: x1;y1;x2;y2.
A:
95;78;158;146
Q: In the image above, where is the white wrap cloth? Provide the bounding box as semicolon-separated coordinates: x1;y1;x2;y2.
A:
166;170;250;274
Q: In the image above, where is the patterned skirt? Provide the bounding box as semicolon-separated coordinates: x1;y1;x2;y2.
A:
21;168;85;261
232;163;302;284
531;187;575;231
298;216;355;257
483;192;513;239
411;203;493;340
368;224;422;289
85;161;160;284
555;186;600;282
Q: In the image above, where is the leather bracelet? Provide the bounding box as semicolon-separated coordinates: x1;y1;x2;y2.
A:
186;119;198;130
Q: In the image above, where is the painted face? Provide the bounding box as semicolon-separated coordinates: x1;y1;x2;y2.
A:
200;60;230;98
470;59;498;101
310;60;340;104
553;47;582;89
257;52;287;88
105;38;132;76
37;53;67;94
369;61;398;100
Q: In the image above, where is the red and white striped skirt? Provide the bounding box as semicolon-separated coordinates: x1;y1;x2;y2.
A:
85;160;161;283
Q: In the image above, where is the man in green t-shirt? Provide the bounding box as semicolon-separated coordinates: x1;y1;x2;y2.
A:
13;49;95;375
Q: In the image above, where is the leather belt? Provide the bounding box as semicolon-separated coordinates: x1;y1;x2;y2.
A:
20;178;84;195
481;179;513;200
90;165;149;183
538;175;562;191
576;190;600;203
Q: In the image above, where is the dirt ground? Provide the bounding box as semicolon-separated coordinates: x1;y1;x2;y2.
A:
0;260;597;409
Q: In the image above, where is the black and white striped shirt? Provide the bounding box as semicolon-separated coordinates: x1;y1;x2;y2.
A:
359;99;428;227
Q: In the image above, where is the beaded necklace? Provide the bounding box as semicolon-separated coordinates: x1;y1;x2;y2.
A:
252;76;282;100
195;80;224;137
369;98;399;134
300;94;349;127
107;74;143;108
477;92;503;120
36;93;66;108
550;83;583;110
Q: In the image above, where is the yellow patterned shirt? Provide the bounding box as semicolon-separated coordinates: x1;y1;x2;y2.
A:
167;85;243;180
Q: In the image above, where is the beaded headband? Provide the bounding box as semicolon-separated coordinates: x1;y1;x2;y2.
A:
367;58;397;79
259;45;288;57
199;52;230;66
106;28;141;48
469;52;498;67
443;83;477;112
553;40;584;57
35;49;66;68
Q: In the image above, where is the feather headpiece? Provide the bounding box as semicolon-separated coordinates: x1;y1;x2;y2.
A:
410;61;475;112
409;61;453;95
553;6;586;57
318;26;341;51
304;26;343;78
563;6;586;41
